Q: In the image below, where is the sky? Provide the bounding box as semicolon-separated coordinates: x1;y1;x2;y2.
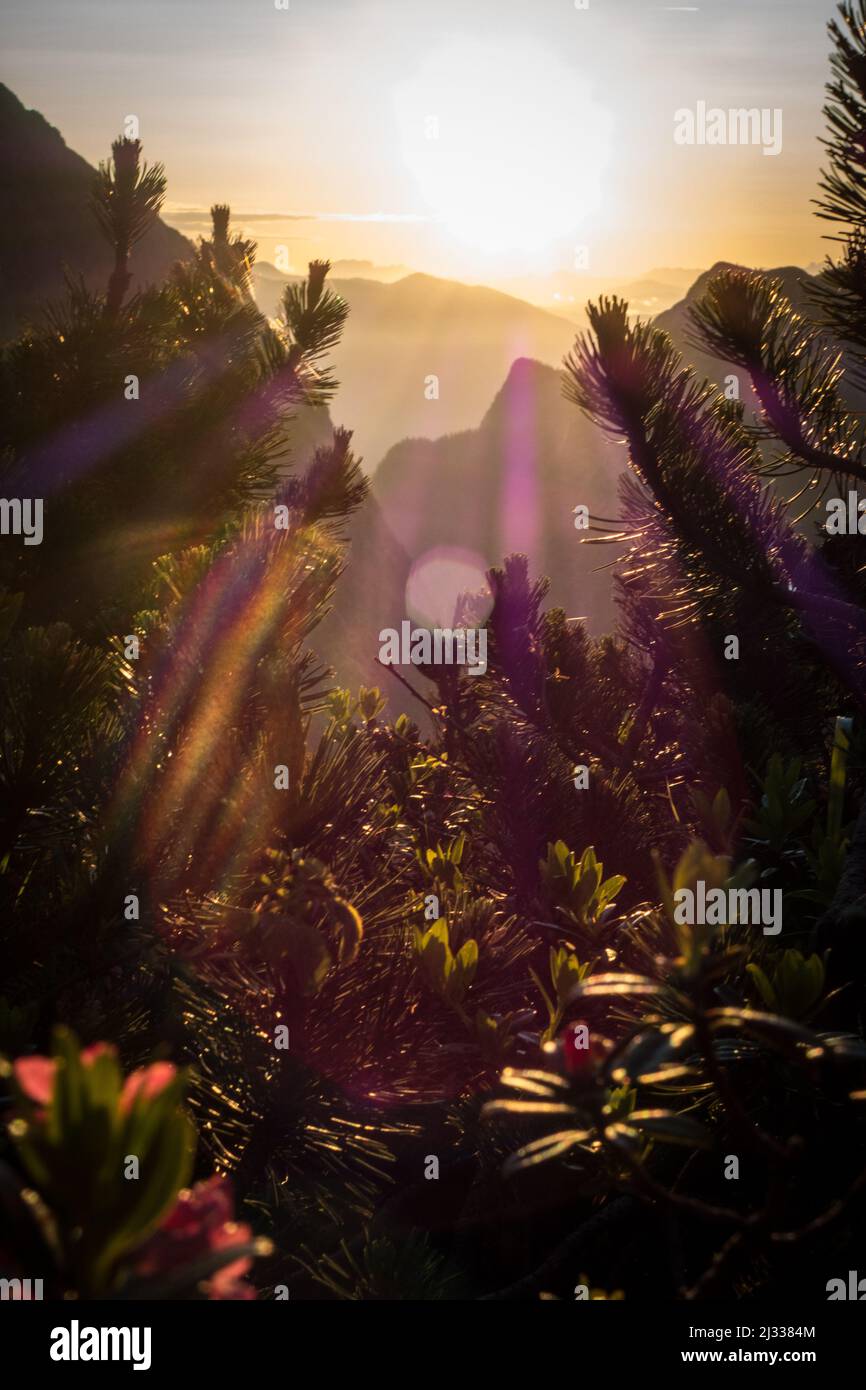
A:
1;0;845;285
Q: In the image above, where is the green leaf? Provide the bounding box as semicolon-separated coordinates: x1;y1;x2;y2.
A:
625;1110;712;1147
570;974;666;1000
598;874;626;907
503;1129;592;1175
501;1067;571;1093
828;716;852;845
95;1109;196;1288
710;1008;821;1054
530;966;556;1023
483;1100;577;1119
497;1073;563;1098
746;962;777;1010
455;938;478;979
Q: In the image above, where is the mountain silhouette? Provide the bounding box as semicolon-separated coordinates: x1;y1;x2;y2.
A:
0;85;408;700
0;83;193;338
253;264;577;471
372;355;623;634
654;261;831;406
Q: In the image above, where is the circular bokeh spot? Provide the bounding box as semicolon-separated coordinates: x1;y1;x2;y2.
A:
405;547;494;630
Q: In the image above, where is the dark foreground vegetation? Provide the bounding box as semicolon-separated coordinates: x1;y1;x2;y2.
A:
2;3;866;1302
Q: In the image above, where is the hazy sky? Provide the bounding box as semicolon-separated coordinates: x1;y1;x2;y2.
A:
1;0;844;283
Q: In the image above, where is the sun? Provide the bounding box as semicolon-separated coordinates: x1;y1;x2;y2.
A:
394;35;612;263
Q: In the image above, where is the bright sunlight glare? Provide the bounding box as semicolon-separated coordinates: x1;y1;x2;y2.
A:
393;36;613;263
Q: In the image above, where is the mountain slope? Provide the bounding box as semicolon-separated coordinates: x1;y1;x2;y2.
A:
0;83;193;338
253;264;577;470
372;356;623;634
654;260;865;412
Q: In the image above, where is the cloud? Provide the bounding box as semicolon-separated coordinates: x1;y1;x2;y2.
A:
163;206;429;226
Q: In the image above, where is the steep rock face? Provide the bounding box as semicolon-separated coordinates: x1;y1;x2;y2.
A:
372;356;624;633
0;83;193;338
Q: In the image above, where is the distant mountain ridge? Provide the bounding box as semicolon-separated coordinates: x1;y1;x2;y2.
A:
496;266;704;323
653;260;862;408
252;263;578;471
